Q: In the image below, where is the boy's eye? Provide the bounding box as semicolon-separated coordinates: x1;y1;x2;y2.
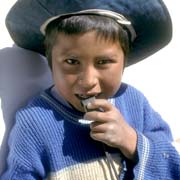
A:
97;59;112;65
65;59;79;65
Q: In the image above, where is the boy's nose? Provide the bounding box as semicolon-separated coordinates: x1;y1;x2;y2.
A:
77;67;99;91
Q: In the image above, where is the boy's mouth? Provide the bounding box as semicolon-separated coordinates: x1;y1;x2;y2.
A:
75;93;102;100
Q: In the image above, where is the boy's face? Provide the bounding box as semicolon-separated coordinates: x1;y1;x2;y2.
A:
51;31;124;112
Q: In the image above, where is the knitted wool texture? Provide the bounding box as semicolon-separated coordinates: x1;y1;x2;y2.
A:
1;83;180;180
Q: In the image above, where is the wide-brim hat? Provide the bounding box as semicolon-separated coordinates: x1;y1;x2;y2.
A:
6;0;172;66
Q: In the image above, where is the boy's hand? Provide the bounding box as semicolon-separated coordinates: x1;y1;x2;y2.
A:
83;99;137;161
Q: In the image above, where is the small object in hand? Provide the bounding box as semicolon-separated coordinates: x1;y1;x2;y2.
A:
78;96;96;124
81;96;96;112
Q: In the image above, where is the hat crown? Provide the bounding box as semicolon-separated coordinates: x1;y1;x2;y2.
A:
38;0;124;15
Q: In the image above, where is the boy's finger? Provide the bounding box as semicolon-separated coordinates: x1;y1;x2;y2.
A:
84;111;105;122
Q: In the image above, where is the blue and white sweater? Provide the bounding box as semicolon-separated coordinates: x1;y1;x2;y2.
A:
1;83;180;180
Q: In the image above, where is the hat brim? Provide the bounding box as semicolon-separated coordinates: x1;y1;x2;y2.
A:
5;0;172;66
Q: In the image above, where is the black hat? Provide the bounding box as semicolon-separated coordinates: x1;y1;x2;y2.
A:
6;0;172;66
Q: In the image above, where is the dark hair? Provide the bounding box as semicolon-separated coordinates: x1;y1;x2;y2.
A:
44;15;130;68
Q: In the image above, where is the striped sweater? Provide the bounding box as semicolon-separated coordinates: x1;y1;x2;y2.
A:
1;83;180;180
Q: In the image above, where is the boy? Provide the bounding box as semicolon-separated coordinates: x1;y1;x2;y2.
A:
1;0;180;179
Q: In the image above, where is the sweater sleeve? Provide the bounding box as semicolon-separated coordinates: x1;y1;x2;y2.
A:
0;111;47;180
132;98;180;180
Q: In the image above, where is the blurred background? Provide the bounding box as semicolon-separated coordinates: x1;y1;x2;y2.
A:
0;0;180;145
